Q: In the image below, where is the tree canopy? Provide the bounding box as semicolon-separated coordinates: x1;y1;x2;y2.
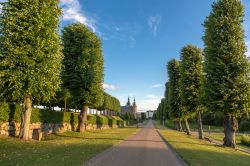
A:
61;23;104;108
0;0;63;103
203;0;249;116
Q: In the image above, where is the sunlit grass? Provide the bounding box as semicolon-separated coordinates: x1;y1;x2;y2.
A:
0;128;139;166
154;121;250;166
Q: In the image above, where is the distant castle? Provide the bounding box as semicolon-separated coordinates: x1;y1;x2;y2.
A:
121;97;137;118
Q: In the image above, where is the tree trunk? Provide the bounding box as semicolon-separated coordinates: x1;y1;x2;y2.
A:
223;115;238;148
19;96;32;140
174;121;178;130
64;98;67;112
184;118;191;135
197;111;204;139
77;105;88;132
177;120;183;132
18;106;25;139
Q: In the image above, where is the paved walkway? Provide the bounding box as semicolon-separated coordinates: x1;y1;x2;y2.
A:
83;120;184;166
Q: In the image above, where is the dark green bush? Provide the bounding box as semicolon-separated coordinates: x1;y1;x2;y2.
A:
241;135;250;147
0;104;126;128
202;111;224;126
0;101;10;122
11;104;22;122
97;115;109;125
87;114;97;125
239;119;250;132
112;116;125;127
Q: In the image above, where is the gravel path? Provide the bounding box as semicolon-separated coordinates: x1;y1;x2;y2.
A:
83;120;184;166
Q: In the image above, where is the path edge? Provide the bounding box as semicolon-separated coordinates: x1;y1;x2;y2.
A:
156;129;188;166
82;128;142;166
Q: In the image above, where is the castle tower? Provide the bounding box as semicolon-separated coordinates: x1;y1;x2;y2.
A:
126;97;131;106
132;98;137;118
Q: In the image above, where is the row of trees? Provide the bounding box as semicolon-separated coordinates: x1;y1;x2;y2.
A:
0;0;120;140
155;0;249;148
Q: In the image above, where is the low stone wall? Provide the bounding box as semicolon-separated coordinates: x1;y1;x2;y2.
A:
0;122;119;139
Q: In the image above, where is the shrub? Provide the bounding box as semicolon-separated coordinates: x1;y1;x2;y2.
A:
241;135;250;147
202;111;224;126
12;104;22;122
96;115;109;125
0;103;125;128
0;101;10;122
63;112;78;124
112;116;125;127
239;119;250;132
87;114;97;125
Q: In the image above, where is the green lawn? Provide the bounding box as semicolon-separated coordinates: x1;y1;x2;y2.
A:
154;121;250;166
0;128;139;166
164;119;224;132
207;132;250;150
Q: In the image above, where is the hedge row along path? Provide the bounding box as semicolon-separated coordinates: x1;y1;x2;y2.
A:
83;120;184;166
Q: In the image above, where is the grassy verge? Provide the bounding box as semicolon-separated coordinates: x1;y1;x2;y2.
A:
0;127;139;166
154;120;250;166
207;133;250;150
163;120;224;132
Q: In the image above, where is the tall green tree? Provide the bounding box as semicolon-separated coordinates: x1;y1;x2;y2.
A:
180;45;204;138
0;0;62;140
101;92;121;115
167;59;183;131
164;82;170;120
62;23;104;132
203;0;249;147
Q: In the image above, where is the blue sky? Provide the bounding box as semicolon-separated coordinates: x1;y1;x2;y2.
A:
59;0;250;111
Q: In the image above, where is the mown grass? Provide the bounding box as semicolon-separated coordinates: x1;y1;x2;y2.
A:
154;120;250;166
164;119;224;132
0;127;139;166
207;133;250;150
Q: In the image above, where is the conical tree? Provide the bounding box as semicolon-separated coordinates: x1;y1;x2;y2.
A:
62;23;104;132
167;59;183;131
164;82;170;120
0;0;62;140
180;45;204;138
203;0;249;147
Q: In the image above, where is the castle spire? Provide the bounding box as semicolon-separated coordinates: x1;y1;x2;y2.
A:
133;98;137;106
126;97;131;106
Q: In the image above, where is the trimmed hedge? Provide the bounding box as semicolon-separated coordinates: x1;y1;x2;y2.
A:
87;114;97;125
112;116;125;127
0;101;10;122
0;104;124;127
96;115;109;126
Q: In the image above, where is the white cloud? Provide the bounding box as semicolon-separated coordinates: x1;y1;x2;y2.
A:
147;15;161;37
138;99;161;111
60;0;96;32
102;83;117;91
136;94;164;110
146;94;159;99
151;84;163;88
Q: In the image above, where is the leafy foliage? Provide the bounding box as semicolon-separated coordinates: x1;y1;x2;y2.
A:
100;92;121;112
203;0;250;115
167;59;183;120
0;0;63;103
61;23;104;108
180;45;203;117
239;119;250;132
0;101;9;122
